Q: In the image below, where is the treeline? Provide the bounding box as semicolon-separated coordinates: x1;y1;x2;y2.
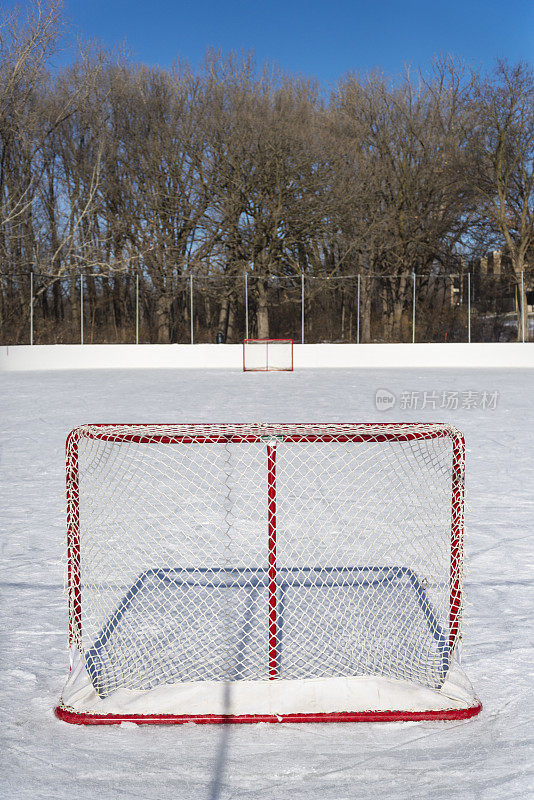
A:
1;1;533;344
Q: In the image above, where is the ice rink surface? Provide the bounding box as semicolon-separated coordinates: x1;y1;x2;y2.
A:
1;366;533;800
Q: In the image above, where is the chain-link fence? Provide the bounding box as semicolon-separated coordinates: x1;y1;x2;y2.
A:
0;269;532;345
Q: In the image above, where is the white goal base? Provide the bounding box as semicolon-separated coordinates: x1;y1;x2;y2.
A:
57;647;480;723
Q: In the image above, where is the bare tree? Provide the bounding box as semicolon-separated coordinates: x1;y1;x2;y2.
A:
106;63;218;342
0;0;62;232
204;52;333;338
470;60;534;340
0;2;110;341
0;15;531;347
329;61;477;340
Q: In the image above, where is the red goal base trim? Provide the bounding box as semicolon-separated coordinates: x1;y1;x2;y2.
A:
55;702;482;725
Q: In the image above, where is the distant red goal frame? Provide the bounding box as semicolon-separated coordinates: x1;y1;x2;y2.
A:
243;339;294;372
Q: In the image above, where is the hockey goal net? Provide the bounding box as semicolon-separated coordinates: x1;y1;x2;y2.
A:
56;422;481;724
243;339;293;371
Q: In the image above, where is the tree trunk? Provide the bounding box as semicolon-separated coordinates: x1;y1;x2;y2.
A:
340;287;346;341
392;275;407;341
85;274;97;343
70;273;79;344
112;277;122;339
256;279;270;338
53;279;61;324
155;292;172;343
382;285;394;341
217;295;230;342
360;275;371;343
227;299;237;343
515;275;528;342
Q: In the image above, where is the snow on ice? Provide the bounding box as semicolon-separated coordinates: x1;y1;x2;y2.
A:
1;366;532;799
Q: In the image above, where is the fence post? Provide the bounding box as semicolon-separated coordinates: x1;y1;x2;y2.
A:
521;270;526;343
135;273;139;344
245;272;249;340
190;275;194;345
356;274;360;344
412;272;416;344
301;273;305;344
80;273;84;345
30;271;34;345
467;272;471;344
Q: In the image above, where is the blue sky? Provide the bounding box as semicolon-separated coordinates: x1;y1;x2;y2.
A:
37;0;534;84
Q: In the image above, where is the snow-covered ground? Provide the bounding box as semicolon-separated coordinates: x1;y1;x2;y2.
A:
1;367;533;799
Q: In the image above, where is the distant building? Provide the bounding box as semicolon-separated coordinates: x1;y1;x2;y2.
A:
477;250;534;313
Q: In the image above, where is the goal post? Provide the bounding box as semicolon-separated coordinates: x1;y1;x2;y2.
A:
243;339;293;371
56;422;481;724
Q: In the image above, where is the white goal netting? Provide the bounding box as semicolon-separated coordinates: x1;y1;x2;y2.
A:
61;422;469;719
243;339;293;371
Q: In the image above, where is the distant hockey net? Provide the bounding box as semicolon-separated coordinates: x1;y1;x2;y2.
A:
243;339;293;371
56;423;481;724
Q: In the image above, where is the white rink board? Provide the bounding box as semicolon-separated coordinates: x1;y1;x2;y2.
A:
1;341;532;371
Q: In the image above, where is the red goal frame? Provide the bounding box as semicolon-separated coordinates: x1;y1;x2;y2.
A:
56;422;481;725
243;339;294;372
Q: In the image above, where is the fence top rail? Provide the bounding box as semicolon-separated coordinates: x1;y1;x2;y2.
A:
2;269;528;281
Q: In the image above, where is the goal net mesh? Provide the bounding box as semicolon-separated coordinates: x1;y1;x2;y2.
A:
243;339;293;371
66;423;464;701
